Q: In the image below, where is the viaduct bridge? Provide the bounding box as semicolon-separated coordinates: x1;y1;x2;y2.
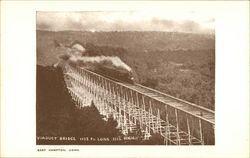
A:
62;63;215;145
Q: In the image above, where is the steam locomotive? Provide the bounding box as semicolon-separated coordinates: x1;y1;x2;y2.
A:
86;64;135;84
63;50;135;84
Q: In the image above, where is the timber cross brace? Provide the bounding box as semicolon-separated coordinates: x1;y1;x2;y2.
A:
62;63;215;145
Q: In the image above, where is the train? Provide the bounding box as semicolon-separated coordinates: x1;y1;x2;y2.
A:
66;56;135;84
59;44;135;84
86;64;135;84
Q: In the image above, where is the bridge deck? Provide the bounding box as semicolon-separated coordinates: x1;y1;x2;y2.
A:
78;67;215;125
124;83;215;124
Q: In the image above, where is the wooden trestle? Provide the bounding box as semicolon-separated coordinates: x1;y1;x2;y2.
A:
62;63;215;145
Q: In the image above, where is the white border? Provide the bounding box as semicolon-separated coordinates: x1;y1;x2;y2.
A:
1;1;249;158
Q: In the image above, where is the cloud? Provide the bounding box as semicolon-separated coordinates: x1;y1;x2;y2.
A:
150;18;209;33
151;18;175;28
207;18;215;23
180;20;201;33
37;11;214;33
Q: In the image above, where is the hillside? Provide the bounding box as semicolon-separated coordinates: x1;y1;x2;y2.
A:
37;30;214;66
37;30;215;110
37;30;214;51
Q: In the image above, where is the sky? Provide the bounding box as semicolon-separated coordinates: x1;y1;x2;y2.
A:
37;11;215;34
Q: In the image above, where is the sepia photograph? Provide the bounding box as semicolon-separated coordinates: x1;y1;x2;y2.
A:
36;11;215;145
1;1;249;157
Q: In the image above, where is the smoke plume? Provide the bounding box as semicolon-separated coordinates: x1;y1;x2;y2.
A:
53;40;132;72
70;55;132;72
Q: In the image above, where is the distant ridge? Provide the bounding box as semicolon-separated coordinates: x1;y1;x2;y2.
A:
37;30;215;52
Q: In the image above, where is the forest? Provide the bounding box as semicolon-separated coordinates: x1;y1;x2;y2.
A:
37;30;215;110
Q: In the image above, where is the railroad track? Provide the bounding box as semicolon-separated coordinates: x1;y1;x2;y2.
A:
79;66;215;125
126;83;215;125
